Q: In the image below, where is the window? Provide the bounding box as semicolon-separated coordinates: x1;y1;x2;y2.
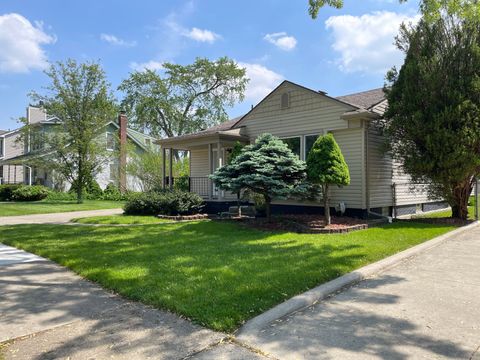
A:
145;138;151;147
281;92;290;109
0;138;3;158
109;163;118;181
106;132;115;151
282;137;301;158
305;134;321;160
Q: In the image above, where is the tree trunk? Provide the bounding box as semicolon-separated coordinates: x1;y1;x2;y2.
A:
324;184;331;226
76;160;84;204
451;180;472;220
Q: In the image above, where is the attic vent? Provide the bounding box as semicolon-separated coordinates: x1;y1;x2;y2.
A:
281;92;290;109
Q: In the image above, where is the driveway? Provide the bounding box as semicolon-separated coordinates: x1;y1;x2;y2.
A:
0;208;123;225
0;244;264;359
238;225;480;359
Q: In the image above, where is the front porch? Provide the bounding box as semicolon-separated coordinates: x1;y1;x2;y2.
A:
158;127;249;201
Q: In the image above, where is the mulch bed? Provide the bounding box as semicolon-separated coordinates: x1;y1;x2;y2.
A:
235;214;370;234
157;214;209;221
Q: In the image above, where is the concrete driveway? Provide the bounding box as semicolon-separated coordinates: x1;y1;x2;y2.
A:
238;225;480;360
0;208;123;225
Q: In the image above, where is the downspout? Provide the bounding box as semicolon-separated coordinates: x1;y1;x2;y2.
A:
25;165;32;185
365;120;370;218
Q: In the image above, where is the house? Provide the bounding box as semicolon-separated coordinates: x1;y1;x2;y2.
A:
0;106;156;191
158;80;447;217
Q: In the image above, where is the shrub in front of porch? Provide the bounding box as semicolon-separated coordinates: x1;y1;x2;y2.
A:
124;190;204;216
0;184;22;201
11;185;50;201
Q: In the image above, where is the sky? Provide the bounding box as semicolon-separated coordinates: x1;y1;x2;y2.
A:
0;0;419;131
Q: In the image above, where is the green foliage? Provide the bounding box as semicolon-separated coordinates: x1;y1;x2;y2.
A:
0;184;22;201
306;133;350;186
384;14;480;219
307;0;478;21
211;133;306;219
119;57;248;138
45;191;77;201
124;190;204;216
102;183;123;201
69;177;103;200
306;133;349;225
27;59;117;203
228;141;244;163
126;148;164;192
11;185;50;201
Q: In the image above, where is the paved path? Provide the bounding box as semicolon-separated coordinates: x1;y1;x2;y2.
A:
0;208;123;225
239;225;480;360
0;244;264;359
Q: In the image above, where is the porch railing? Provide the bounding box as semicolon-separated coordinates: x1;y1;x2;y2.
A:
165;176;236;200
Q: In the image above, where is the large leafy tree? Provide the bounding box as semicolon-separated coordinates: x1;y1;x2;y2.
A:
211;134;306;221
118;57;248;138
306;133;350;225
384;14;480;219
308;0;479;20
26;59;117;203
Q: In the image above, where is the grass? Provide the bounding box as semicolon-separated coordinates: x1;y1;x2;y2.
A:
0;220;456;332
413;205;476;220
0;200;124;217
72;214;172;224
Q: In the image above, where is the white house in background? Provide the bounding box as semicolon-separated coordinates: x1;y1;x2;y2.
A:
0;106;156;191
158;80;446;217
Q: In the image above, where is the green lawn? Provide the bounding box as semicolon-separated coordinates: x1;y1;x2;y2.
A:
0;200;124;217
72;214;171;224
0;220;455;332
413;205;476;220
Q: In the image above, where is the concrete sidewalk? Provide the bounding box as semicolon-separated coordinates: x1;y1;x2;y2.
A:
0;208;123;225
0;244;264;359
238;225;480;360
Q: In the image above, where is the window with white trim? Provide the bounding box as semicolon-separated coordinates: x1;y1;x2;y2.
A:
281;136;301;158
109;163;118;181
0;138;3;158
304;134;321;160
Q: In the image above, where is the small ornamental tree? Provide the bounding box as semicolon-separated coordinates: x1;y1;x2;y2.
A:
211;133;306;221
306;133;350;225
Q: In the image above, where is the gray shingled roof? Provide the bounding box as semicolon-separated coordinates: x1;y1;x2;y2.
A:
0;130;7;135
336;88;385;109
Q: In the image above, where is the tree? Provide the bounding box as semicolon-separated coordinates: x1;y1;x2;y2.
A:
306;133;350;225
118;57;248;139
308;0;479;21
384;14;480;220
211;134;306;221
26;59;117;203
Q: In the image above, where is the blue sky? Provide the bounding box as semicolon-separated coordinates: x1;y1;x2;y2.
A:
0;0;419;130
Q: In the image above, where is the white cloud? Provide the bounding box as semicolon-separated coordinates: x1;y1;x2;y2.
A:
100;33;136;47
164;16;220;44
184;27;220;43
129;60;164;72
0;13;56;73
237;62;284;102
264;32;297;51
325;11;419;74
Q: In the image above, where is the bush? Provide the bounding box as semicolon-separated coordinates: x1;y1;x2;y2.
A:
124;190;204;216
102;183;123;201
0;184;22;201
69;178;103;200
45;191;77;201
11;185;50;201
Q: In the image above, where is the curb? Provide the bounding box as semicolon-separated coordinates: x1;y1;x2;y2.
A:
236;221;479;340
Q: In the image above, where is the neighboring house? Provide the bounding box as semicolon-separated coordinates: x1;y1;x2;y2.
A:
0;106;156;191
158;80;446;217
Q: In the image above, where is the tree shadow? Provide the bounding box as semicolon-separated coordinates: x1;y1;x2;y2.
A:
247;274;471;360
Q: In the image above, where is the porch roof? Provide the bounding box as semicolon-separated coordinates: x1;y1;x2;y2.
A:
156;116;249;149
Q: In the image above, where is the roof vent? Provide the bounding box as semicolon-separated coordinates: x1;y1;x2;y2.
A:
281;92;290;109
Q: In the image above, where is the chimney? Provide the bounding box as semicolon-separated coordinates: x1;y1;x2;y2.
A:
118;110;128;192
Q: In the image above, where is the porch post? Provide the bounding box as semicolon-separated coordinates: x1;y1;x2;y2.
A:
169;148;173;190
162;147;166;189
217;141;223;200
207;143;212;200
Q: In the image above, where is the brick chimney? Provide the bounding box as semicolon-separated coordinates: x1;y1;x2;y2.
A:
118;111;127;192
